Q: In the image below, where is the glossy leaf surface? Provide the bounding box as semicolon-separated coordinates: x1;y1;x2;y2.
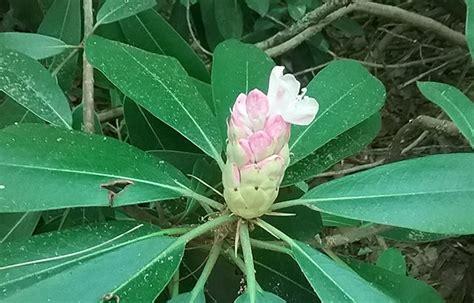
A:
0;49;72;128
96;0;156;26
119;9;210;82
283;114;380;186
0;32;68;59
0;124;189;212
37;0;81;91
291;240;394;302
301;153;474;234
0;221;184;302
289;60;385;163
417;81;474;146
86;35;222;161
212;39;275;138
347;258;443;302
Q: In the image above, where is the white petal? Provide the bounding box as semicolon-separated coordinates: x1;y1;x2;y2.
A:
267;66;300;116
282;96;319;125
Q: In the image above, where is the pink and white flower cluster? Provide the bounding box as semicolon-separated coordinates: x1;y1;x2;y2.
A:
223;66;319;219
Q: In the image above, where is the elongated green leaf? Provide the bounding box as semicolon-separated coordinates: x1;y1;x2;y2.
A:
148;150;211;175
253;251;318;303
376;248;406;276
300;153;474;234
0;124;190;212
466;0;474;60
212;40;275;138
38;0;81;91
245;0;270;16
119;9;210;82
0;98;43;129
235;290;285;302
86;35;223;162
199;0;225;50
283;114;380;186
215;0;243;38
291;240;394;302
96;0;156;26
0;49;72;128
0;33;68;59
346;258;443;302
289;60;385;164
0;221;184;302
124;99;199;152
0;212;41;243
417;81;474;146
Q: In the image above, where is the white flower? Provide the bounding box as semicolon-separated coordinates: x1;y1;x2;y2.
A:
267;66;319;125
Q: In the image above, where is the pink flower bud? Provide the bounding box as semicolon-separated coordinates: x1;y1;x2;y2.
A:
223;66;319;219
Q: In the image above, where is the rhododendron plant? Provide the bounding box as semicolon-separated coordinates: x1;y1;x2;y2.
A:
223;66;319;219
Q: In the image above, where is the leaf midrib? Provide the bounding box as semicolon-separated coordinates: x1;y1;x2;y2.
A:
118;45;221;162
0;55;70;128
302;188;474;204
0;162;181;193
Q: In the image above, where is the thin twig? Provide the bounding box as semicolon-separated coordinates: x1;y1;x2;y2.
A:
256;0;352;50
352;1;468;49
323;224;392;248
388;115;460;161
266;5;353;57
294;51;462;76
98;107;124;122
82;0;95;133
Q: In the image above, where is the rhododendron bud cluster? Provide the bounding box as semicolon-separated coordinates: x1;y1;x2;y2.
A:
223;66;319;219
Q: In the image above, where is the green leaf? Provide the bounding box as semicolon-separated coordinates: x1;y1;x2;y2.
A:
289;60;385;164
283;114;380;186
168;291;206;303
212;40;275;138
291;240;394;302
86;35;223;162
300;153;474;234
0;49;72;128
245;0;270;16
199;0;225;50
124;99;199;152
215;0;243;39
0;212;41;243
148;150;212;175
466;0;474;60
8;0;43;31
0;33;68;59
119;9;210;82
287;0;306;20
71;103;103;134
0;98;43;129
0;221;184;302
0;124;189;212
253;250;318;303
38;0;81;91
96;0;157;26
376;248;406;276
417;81;474;146
235;290;286;302
346;258;443;303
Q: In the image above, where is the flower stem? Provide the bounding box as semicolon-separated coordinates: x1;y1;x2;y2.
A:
189;239;223;300
239;222;257;303
249;238;291;255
